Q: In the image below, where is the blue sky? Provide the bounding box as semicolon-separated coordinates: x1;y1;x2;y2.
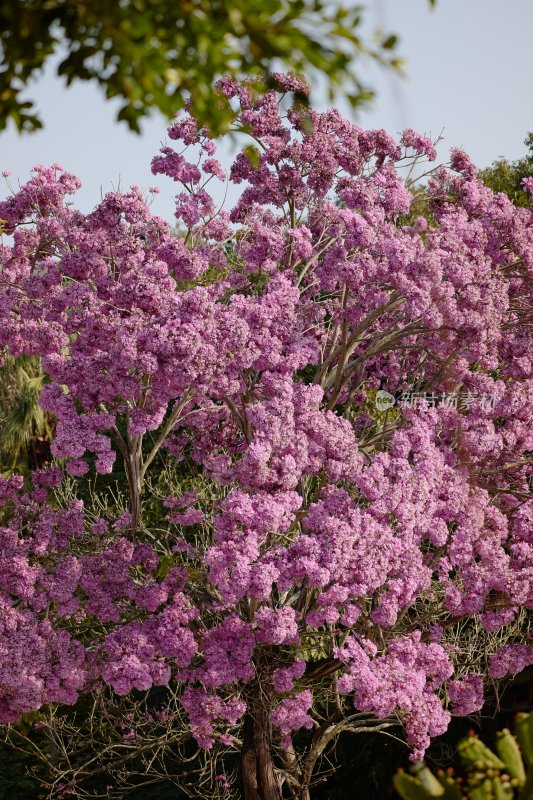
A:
2;0;532;221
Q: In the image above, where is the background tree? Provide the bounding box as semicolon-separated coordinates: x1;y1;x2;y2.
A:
478;133;533;207
0;77;531;800
0;0;436;134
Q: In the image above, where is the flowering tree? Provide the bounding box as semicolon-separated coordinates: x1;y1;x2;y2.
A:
0;76;532;800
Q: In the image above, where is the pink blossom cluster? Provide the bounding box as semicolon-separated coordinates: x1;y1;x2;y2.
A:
270;690;314;749
180;686;246;749
335;633;453;759
0;78;531;763
446;674;485;715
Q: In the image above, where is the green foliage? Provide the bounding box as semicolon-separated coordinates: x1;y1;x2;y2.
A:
397;184;439;229
393;713;533;800
496;731;527;786
516;713;533;768
0;353;53;472
457;736;506;772
0;0;433;134
478;134;533;207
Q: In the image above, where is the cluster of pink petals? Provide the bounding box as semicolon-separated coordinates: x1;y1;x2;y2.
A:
0;77;531;762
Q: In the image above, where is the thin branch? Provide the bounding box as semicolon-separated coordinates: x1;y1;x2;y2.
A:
140;388;194;480
314;291;405;387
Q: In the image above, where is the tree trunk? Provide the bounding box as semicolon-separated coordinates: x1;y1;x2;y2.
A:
241;691;282;800
127;449;142;532
124;434;143;533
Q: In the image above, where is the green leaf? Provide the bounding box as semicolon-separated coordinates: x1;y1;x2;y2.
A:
0;0;408;134
382;34;398;49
